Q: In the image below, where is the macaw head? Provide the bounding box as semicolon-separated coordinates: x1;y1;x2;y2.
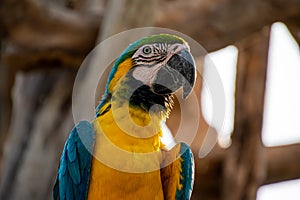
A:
97;34;196;116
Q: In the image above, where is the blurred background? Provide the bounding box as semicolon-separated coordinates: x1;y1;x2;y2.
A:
1;0;300;199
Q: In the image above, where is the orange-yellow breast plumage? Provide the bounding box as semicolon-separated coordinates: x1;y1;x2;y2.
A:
87;106;165;199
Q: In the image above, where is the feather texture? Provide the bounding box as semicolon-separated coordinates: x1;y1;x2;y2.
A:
160;142;194;200
54;34;196;199
53;121;95;200
175;143;195;200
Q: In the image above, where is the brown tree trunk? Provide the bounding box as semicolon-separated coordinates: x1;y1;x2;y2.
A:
0;63;15;168
222;28;270;200
0;69;76;200
2;0;300;70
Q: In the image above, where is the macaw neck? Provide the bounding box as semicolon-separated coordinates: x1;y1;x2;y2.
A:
94;76;174;148
113;75;173;118
97;74;174;120
92;104;164;171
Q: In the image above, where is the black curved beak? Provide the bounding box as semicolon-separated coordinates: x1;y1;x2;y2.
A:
152;49;196;99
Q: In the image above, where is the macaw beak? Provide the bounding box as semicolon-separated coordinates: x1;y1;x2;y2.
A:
152;49;196;99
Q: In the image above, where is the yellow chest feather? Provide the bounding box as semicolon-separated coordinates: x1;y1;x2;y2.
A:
87;106;165;199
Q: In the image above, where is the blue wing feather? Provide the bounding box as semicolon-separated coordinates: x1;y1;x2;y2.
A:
175;142;195;200
53;121;95;200
161;142;194;200
66;177;74;200
67;156;81;184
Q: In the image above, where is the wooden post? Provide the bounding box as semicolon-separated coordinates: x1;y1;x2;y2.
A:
0;70;76;200
222;27;270;200
0;64;14;167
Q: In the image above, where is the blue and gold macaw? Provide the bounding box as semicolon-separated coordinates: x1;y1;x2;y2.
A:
53;34;196;200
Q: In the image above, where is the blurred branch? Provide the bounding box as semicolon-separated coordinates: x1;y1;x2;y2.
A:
0;70;76;200
193;142;300;199
265;143;300;185
156;0;300;51
1;0;300;70
100;0;157;40
222;28;270;200
0;0;101;70
285;22;300;46
192;146;225;200
0;65;14;166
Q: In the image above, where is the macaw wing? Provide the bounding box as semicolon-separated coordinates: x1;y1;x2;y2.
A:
161;142;195;200
53;121;95;200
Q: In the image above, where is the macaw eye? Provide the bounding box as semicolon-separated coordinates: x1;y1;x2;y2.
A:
142;46;152;54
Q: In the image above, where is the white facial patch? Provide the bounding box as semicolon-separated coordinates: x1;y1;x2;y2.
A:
131;42;190;86
132;64;162;86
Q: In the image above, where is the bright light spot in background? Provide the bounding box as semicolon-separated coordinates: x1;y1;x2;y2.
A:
259;22;300;200
202;46;238;148
262;22;300;146
202;22;300;200
257;179;300;200
161;123;176;150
